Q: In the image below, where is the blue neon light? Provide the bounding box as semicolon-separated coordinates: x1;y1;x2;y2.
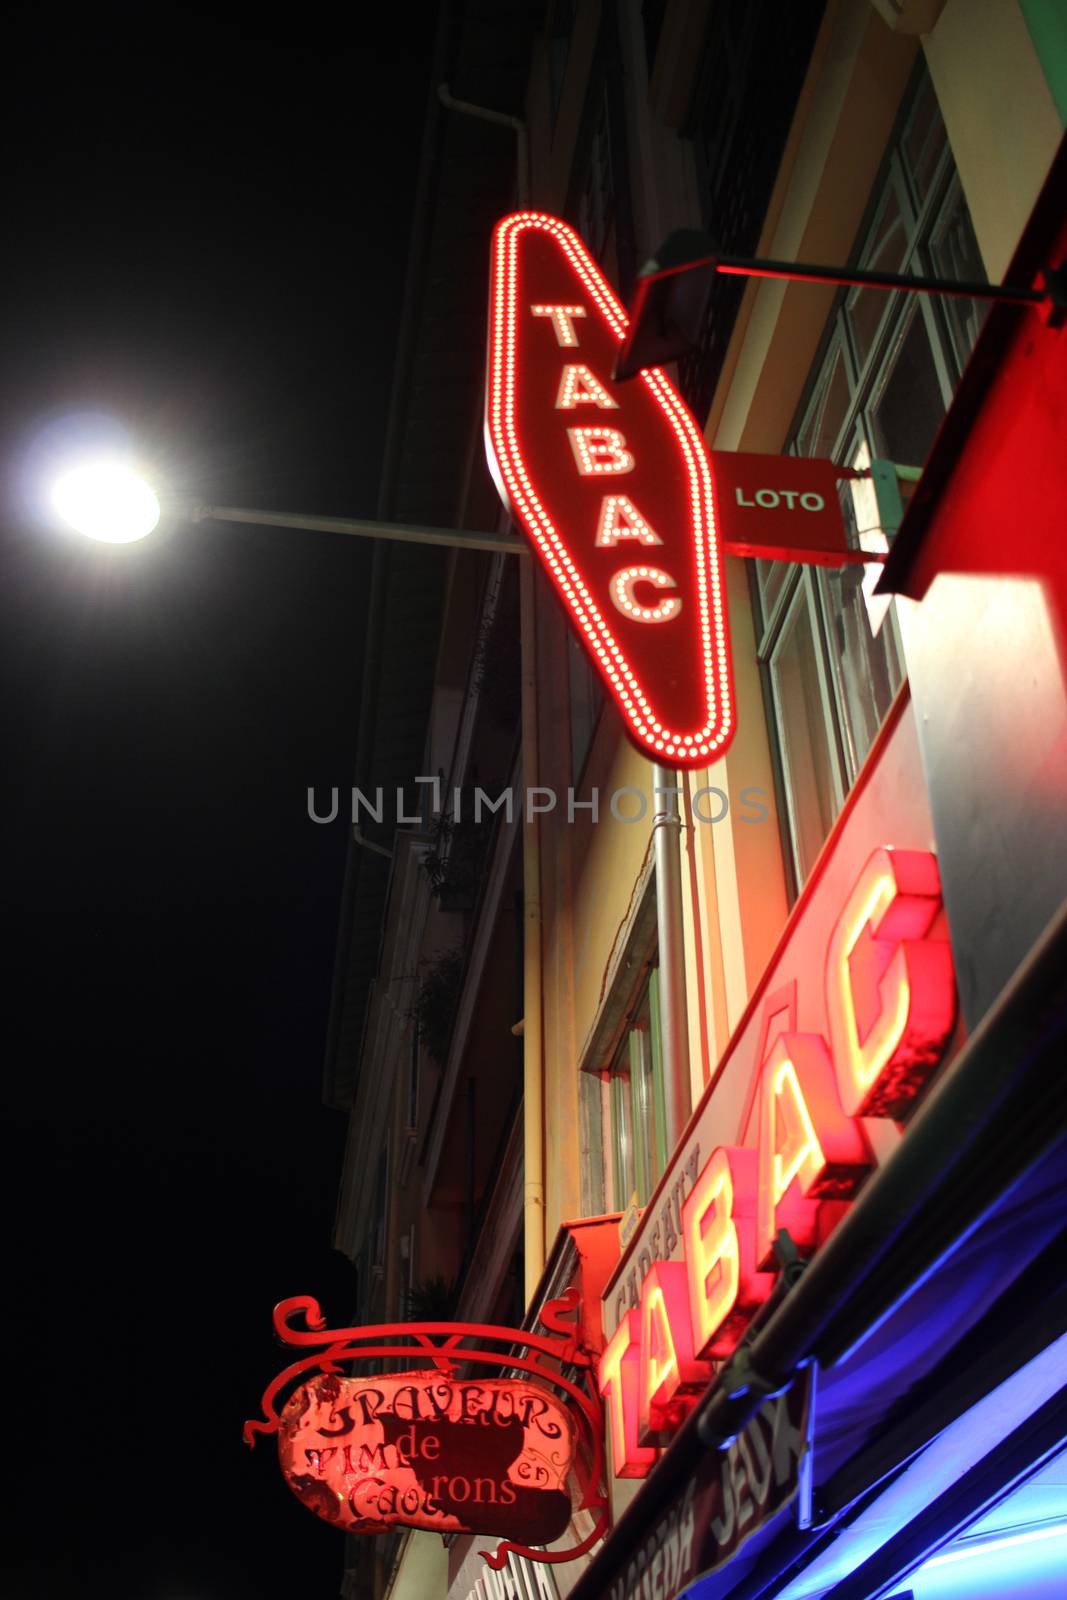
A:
771;1331;1067;1600
923;1519;1067;1569
909;1519;1067;1598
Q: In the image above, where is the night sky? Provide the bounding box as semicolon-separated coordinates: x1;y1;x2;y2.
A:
3;7;435;1595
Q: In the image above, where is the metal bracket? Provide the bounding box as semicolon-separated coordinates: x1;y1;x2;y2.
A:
244;1290;608;1570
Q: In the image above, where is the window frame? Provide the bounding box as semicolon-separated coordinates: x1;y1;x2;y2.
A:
753;65;986;893
763;568;849;886
605;969;667;1212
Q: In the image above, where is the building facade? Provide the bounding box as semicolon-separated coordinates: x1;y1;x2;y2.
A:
323;4;1067;1599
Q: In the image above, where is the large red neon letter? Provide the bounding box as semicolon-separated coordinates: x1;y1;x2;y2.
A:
637;1261;709;1444
681;1147;770;1360
756;1032;872;1264
825;848;956;1118
485;212;735;767
597;1309;656;1478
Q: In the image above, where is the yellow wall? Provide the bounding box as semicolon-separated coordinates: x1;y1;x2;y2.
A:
924;0;1062;281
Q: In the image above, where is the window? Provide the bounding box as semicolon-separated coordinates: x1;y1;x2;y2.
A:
575;83;615;263
398;1225;415;1319
398;1019;421;1186
679;0;825;424
405;1022;420;1135
641;0;667;73
566;13;638;297
568;625;604;782
755;67;986;890
371;1147;389;1280
603;972;667;1212
549;0;577;128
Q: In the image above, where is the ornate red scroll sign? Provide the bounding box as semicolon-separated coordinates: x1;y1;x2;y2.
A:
485;211;736;769
243;1290;608;1569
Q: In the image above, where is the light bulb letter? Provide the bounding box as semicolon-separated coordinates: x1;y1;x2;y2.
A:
596;494;663;548
531;304;587;347
556;363;618;410
568;427;635;476
611;566;682;624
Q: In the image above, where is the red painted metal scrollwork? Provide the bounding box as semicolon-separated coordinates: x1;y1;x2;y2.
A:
243;1288;608;1570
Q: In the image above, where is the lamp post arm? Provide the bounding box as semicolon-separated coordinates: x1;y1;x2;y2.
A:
191;503;528;556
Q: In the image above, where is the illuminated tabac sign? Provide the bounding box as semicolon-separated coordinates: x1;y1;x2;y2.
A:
598;839;957;1476
278;1371;574;1542
486;211;735;768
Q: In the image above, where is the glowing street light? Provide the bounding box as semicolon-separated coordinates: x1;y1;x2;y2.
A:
50;459;161;544
42;447;521;554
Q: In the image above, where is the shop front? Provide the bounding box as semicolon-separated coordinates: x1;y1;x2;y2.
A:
552;136;1067;1600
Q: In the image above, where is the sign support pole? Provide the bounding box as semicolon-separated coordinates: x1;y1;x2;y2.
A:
653;765;692;1147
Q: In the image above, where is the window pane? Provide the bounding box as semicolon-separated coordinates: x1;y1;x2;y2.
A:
646;969;669;1172
611;1068;635;1209
602;974;666;1211
847;183;909;372
902;69;947;207
818;559;904;775
770;585;840;882
580;1069;606;1216
755;555;798;628
795;335;852;458
759;340;852;624
927;175;988;373
576;86;614;261
804;440;904;778
868;303;948;467
630;1025;662;1206
569;626;604;780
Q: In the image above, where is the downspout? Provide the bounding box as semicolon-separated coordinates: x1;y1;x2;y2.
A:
436;85;545;1298
437;85;529;208
653;764;692;1148
520;561;546;1301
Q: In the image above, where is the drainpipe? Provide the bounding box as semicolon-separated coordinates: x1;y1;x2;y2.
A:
652;764;692;1149
520;561;546;1300
438;84;543;1296
437;85;529;206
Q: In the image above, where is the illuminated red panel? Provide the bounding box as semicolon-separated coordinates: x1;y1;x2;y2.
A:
825;847;957;1119
637;1260;710;1445
486;211;735;768
277;1371;575;1542
681;1147;772;1361
597;1309;656;1478
710;452;864;565
756;1032;872;1265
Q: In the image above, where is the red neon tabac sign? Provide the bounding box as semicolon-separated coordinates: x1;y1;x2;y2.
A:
598;846;957;1475
486;212;735;767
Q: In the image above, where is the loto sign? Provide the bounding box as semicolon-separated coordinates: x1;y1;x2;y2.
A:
486;211;735;769
278;1371;574;1542
710;451;870;567
598;828;957;1476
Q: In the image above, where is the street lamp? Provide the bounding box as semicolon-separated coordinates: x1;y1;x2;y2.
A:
46;454;525;556
50;458;162;543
